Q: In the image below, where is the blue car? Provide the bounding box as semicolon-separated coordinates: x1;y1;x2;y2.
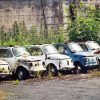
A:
55;42;99;73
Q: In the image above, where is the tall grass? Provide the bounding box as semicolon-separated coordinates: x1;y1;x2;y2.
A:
0;21;66;46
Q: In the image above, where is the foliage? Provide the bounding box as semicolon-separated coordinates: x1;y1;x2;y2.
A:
67;4;100;43
12;80;20;85
0;22;65;46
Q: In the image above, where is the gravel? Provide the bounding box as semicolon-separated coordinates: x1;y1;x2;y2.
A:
0;74;100;100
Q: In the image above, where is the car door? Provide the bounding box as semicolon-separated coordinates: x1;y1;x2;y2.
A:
0;49;16;70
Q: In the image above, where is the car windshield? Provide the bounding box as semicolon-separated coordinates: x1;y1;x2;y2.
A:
68;43;84;52
79;44;88;51
0;49;13;58
87;42;100;50
13;47;30;57
43;45;59;54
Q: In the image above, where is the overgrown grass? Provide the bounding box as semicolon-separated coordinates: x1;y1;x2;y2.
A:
12;80;20;85
0;22;67;46
94;71;100;76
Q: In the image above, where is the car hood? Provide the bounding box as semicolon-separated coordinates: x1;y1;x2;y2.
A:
74;51;94;57
47;54;71;60
17;56;40;62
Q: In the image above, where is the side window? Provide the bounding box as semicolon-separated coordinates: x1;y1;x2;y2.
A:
55;44;64;54
64;45;68;51
29;47;43;56
58;46;64;54
0;49;13;58
64;45;70;54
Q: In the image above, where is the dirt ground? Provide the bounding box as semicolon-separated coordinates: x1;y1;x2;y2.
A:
0;71;100;100
0;90;7;100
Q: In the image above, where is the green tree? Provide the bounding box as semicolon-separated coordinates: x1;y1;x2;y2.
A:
67;5;100;43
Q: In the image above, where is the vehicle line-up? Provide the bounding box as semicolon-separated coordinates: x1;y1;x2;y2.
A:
54;42;98;73
27;44;75;76
0;41;100;80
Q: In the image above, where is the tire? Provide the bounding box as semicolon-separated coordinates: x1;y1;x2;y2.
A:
46;64;58;76
11;73;17;80
16;68;29;80
81;67;87;74
73;63;87;74
73;65;81;74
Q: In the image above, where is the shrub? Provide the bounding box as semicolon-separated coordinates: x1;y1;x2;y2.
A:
0;22;66;46
67;4;100;43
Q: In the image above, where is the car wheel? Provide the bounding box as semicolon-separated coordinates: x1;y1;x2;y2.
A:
47;65;58;76
81;67;87;74
16;68;29;80
73;65;81;74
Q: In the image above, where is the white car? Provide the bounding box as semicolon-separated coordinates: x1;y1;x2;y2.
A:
78;41;100;54
27;44;75;76
0;59;11;78
0;46;46;80
78;41;100;66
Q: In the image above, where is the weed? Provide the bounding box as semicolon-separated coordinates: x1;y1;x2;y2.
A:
94;71;100;76
12;80;20;85
58;72;62;77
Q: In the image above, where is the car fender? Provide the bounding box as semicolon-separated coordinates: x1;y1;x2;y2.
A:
13;60;30;73
46;60;60;70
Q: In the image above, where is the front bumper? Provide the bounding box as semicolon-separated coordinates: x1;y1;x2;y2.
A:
83;56;99;67
84;63;99;68
59;65;75;71
0;72;12;78
29;65;46;72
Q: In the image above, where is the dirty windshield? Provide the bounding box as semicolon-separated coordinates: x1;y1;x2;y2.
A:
68;43;84;52
43;45;59;55
87;42;100;50
13;47;30;57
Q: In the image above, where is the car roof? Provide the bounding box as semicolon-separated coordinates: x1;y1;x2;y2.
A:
0;46;23;49
28;44;54;48
67;42;78;45
86;41;96;43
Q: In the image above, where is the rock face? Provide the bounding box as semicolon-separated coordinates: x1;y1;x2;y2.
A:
0;0;63;30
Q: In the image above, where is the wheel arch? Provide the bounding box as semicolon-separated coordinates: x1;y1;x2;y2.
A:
74;61;82;66
47;63;57;69
15;66;29;74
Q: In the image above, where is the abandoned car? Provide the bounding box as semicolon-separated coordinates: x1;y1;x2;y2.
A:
0;59;11;78
54;42;98;73
78;41;100;54
0;46;46;80
27;44;75;76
